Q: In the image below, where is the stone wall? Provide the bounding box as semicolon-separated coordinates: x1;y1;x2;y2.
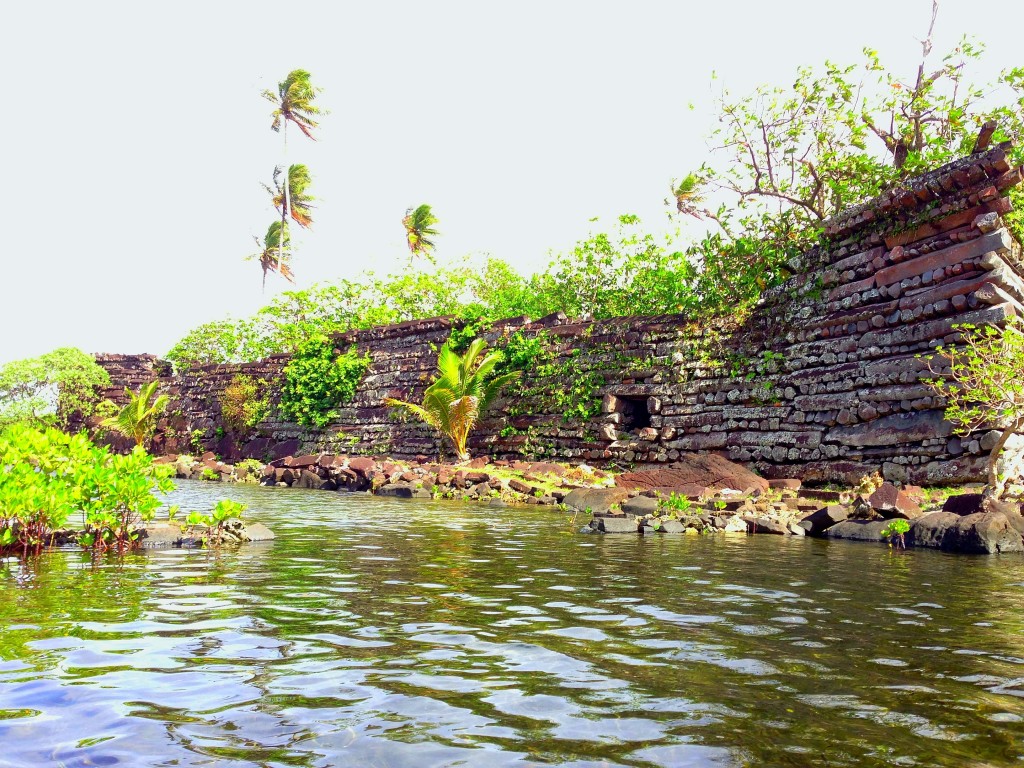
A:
90;144;1024;485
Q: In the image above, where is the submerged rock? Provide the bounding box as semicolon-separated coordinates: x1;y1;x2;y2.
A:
595;516;639;533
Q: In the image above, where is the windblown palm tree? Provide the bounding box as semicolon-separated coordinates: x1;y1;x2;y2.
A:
250;221;294;292
266;164;314;228
262;70;322;269
669;173;705;218
100;381;169;449
402;204;440;263
384;339;518;462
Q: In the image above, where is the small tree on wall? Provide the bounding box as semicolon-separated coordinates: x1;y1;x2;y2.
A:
384;339;519;462
927;316;1024;500
100;381;169;449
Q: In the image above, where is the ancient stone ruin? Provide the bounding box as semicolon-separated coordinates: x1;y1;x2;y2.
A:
89;144;1024;487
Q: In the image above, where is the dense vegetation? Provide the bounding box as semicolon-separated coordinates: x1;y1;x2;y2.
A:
279;337;371;429
928;317;1024;499
0;425;174;554
0;424;249;556
0;348;111;430
167;32;1023;373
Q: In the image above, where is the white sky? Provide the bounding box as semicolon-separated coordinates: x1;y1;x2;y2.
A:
1;0;1019;364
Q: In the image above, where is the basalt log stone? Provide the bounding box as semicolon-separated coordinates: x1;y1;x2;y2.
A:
615;455;769;495
77;146;1024;489
563;488;632;515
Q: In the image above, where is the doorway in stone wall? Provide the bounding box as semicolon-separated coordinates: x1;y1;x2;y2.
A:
616;396;651;431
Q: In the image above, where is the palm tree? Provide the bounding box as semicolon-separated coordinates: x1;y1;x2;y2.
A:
100;381;169;449
265;164;314;228
262;70;322;269
384;339;519;462
250;221;295;292
402;204;440;263
669;173;704;217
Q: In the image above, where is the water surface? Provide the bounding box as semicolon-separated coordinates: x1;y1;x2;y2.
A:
1;481;1023;767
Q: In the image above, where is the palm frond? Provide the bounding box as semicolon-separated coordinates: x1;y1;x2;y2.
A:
480;371;521;413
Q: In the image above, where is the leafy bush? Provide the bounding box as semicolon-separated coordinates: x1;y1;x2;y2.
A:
880;519;911;550
219;375;270;435
279;336;371;429
0;348;110;430
926;318;1024;498
182;498;247;545
0;425;175;555
663;492;693;515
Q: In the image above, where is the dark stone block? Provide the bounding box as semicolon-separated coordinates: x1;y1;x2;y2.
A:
563;488;631;514
942;512;1024;554
271;440;300;460
823;519;890;542
376;483;415;498
798;505;851;536
598;516;640;533
742;516;789;535
868;482;923;519
908;511;960;549
942;493;985;516
621;496;659;515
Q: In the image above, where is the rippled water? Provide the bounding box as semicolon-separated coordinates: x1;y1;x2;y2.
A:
2;481;1024;767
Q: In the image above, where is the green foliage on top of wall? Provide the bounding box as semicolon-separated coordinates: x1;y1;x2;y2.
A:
279;336;371;429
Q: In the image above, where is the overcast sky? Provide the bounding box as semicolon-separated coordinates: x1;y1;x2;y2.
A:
1;0;1019;364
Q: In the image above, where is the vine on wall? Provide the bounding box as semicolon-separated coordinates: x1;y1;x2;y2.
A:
279;336;371;429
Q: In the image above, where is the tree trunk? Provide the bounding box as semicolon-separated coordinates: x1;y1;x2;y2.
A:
984;418;1024;499
280;121;289;273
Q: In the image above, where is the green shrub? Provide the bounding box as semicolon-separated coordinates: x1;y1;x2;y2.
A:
0;348;110;431
279;336;371;429
663;492;692;515
880;518;910;550
182;498;247;545
0;425;175;554
219;375;270;435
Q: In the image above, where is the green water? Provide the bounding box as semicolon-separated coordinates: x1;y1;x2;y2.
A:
1;481;1023;767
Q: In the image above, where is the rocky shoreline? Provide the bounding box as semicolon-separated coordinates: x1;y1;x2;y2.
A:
34;519;276;551
158;451;1024;555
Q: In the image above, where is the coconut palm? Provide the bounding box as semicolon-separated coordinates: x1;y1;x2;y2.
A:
402;204;440;263
384;339;519;462
265;164;314;228
669;173;705;217
249;221;294;292
262;69;322;268
100;381;169;449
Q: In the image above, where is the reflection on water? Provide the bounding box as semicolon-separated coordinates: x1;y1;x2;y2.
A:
1;480;1023;767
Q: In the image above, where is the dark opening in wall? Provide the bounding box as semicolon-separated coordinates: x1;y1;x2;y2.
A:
618;396;651;431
